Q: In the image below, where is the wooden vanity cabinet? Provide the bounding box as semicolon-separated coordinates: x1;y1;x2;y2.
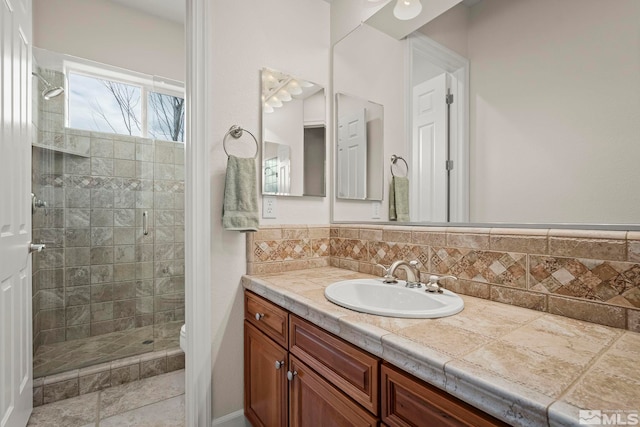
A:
244;291;380;426
245;290;506;427
381;363;509;427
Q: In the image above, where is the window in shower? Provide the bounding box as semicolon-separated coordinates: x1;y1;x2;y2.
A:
148;91;185;142
67;67;185;142
68;73;143;136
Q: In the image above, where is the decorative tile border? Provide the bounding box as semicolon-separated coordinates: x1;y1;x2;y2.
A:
33;348;184;407
247;224;640;332
246;225;331;274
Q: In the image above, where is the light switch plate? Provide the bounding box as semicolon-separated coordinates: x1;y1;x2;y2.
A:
262;196;277;219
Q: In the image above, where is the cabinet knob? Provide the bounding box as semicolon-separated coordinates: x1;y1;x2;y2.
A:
255;312;264;321
287;370;298;381
275;360;284;370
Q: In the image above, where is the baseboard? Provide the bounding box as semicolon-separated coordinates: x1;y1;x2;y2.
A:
212;409;250;427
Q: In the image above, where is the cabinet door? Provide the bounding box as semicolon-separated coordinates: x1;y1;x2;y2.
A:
382;364;508;427
245;321;288;427
289;356;378;427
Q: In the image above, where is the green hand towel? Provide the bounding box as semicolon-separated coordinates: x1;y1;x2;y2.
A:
389;176;410;222
223;155;259;232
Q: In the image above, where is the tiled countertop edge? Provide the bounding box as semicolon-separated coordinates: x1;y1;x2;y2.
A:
242;274;557;427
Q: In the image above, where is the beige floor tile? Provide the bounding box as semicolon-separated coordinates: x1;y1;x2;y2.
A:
99;370;185;418
100;395;185;427
27;392;98;427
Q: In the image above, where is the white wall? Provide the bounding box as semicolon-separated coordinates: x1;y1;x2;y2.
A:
33;0;185;81
211;0;330;418
422;0;640;223
332;23;405;221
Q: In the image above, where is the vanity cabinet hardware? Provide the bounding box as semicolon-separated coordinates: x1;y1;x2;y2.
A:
275;360;284;369
255;312;264;321
286;370;297;381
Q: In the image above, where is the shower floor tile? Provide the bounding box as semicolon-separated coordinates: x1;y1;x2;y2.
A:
34;322;181;378
28;370;185;427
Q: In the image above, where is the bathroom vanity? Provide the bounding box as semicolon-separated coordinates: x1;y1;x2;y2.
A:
244;290;505;426
243;267;640;427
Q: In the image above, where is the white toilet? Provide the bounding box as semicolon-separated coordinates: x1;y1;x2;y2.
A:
180;324;186;352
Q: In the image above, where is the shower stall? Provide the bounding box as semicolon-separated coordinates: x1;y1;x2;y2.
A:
31;48;185;379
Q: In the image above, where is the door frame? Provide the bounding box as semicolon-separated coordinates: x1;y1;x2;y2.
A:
405;33;469;222
185;0;213;425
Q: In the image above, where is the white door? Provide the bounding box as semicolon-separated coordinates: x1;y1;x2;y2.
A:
411;74;448;222
0;0;33;426
337;109;367;199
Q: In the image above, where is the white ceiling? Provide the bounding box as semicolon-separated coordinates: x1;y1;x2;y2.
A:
108;0;185;24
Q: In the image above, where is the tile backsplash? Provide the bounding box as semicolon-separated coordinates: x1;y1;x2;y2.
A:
247;224;640;332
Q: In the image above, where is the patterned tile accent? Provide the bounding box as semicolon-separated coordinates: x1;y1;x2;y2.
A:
247;225;640;331
530;256;640;307
247;226;331;274
432;248;527;288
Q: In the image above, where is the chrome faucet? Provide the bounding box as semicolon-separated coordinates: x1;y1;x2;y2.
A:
388;260;422;288
425;275;458;293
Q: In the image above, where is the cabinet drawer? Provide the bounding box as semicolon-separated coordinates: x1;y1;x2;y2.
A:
245;291;288;348
381;363;509;427
289;355;378;427
289;315;380;416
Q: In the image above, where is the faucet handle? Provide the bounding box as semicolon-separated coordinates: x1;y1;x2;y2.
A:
425;274;457;293
408;260;422;285
375;263;398;283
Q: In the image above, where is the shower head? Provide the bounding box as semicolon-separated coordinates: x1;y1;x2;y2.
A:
32;72;64;100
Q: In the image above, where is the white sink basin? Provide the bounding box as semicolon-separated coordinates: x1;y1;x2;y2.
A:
324;279;464;318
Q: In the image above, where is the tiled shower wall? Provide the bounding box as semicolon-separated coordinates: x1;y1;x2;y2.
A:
247;224;640;333
32;68;185;353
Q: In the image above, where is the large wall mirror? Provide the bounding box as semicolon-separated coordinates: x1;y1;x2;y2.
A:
261;67;326;197
333;0;640;226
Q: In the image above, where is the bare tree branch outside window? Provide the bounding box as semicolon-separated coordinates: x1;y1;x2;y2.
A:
92;80;142;135
148;92;185;142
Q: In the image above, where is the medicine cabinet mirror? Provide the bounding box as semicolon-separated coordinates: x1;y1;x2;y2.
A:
261;67;326;197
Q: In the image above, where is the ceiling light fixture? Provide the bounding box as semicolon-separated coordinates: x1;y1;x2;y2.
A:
393;0;422;20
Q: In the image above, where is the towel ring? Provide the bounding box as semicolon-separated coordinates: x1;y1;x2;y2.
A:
223;125;259;159
390;155;408;177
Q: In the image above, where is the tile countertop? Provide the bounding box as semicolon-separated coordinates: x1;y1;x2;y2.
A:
242;267;640;427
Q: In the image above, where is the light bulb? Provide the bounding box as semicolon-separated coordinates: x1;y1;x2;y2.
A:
266;96;282;108
393;0;422;20
263;104;274;114
286;80;303;95
277;89;292;102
